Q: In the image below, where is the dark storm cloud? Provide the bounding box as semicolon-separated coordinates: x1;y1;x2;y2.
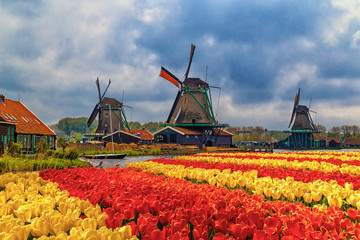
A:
2;0;360;129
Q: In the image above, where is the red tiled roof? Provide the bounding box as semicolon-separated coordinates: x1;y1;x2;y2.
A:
326;137;341;144
312;133;324;141
125;129;154;140
0;98;56;136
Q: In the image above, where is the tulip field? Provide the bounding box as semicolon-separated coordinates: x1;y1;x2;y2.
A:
3;152;360;239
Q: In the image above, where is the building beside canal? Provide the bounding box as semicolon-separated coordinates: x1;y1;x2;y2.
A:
153;126;232;147
0;95;56;154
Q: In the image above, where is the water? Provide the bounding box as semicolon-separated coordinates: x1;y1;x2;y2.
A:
84;155;175;169
84;149;360;169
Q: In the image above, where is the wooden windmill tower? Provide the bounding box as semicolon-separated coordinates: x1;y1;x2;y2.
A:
282;88;320;148
86;78;134;142
158;44;230;146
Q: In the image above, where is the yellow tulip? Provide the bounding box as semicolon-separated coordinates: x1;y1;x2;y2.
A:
327;194;342;208
311;191;323;202
0;191;8;204
31;218;50;236
82;229;101;240
303;193;312;204
81;217;97;231
272;189;281;200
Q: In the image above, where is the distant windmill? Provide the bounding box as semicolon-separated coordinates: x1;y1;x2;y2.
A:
159;44;218;125
87;78;131;135
288;88;316;130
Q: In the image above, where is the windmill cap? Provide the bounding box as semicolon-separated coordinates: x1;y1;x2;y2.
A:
183;78;209;89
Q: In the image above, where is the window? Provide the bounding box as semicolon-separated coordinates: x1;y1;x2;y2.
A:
186;135;189;139
195;135;198;139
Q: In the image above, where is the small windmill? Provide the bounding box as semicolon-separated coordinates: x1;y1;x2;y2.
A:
159;44;217;125
288;88;316;130
86;78;131;136
280;88;321;148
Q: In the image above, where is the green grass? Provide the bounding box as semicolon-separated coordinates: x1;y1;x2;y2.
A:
0;156;91;173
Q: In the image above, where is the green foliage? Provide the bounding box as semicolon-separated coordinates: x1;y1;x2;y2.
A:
46;149;55;157
57;137;67;152
75;133;83;142
128;121;165;133
36;138;47;154
65;149;79;160
57;117;97;136
5;142;21;157
0;156;91;173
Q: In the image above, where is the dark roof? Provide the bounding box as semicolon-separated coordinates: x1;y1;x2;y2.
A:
343;138;360;145
0;98;55;136
125;129;154;140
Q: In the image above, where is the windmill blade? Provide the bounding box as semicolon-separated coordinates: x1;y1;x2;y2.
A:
295;88;300;108
307;111;316;129
167;90;182;123
100;79;111;100
288;89;300;128
160;66;182;88
96;77;101;100
184;44;196;80
288;110;296;128
123;105;132;108
309;110;317;113
87;103;100;127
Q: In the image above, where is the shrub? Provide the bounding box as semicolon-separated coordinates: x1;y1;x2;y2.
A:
65;149;79;160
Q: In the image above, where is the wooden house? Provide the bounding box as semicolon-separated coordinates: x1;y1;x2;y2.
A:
0;117;16;155
0;95;56;154
343;138;360;148
153;126;232;147
326;138;342;148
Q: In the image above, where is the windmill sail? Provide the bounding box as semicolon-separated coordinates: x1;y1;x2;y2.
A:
160;67;181;88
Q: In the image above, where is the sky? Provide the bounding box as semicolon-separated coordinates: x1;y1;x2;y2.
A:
1;0;360;131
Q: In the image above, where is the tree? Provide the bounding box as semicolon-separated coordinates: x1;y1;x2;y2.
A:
315;124;327;138
57;137;67;152
75;133;83;142
350;125;360;137
329;126;341;137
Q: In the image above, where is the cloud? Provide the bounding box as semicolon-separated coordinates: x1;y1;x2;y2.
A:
1;0;360;130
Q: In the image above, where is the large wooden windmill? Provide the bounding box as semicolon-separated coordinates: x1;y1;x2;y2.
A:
86;78;138;143
157;44;231;147
278;88;321;148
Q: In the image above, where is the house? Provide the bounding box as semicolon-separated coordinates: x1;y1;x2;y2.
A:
125;129;154;144
0;116;16;155
0;95;56;154
343;138;360;148
102;130;141;144
326;137;342;148
312;133;326;148
153;126;232;147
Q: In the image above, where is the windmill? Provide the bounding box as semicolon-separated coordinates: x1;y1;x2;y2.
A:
86;78;132;136
157;44;231;147
159;44;217;125
278;88;321;148
288;88;316;130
